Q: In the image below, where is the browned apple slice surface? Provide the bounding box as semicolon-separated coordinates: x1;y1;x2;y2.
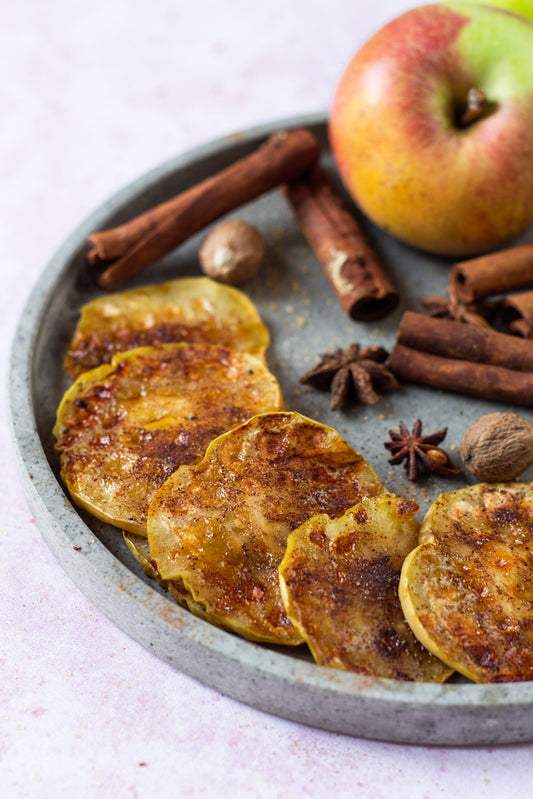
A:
279;495;453;681
400;482;533;682
63;276;270;379
147;411;387;645
54;342;283;535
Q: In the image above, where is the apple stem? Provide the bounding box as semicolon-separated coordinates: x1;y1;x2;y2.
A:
459;87;490;127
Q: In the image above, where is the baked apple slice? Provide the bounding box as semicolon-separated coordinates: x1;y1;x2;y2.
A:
123;531;212;620
147;411;386;645
124;531;161;583
400;482;533;682
63;276;270;379
279;495;453;681
54;342;283;535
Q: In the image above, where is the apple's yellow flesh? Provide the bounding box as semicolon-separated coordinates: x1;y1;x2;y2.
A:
54;343;284;535
279;495;453;681
147;412;386;645
399;483;533;682
63;276;270;380
330;3;533;255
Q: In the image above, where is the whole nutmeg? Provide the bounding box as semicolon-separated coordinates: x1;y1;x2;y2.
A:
460;412;533;482
199;219;265;285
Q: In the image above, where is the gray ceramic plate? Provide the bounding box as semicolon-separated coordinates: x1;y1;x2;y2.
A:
9;113;533;746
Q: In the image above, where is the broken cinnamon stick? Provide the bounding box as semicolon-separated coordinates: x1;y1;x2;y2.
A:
283;165;398;321
500;290;533;338
388;344;533;408
87;128;321;291
397;311;533;372
450;242;533;304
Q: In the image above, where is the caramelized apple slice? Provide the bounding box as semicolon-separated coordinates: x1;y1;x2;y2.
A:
54;342;283;535
400;482;533;682
124;532;161;583
63;276;270;379
123;531;210;619
279;495;453;681
147;411;386;645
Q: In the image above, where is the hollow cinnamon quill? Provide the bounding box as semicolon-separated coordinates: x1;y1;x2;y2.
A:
87;128;321;291
500;290;533;338
284;165;398;321
450;242;533;303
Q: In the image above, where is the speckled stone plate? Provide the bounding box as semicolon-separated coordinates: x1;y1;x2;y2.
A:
9;114;533;746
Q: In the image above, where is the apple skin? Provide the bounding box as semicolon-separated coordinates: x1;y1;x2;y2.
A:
329;3;533;256
446;0;533;20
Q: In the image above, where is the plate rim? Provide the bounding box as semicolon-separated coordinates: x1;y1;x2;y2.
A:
9;111;533;747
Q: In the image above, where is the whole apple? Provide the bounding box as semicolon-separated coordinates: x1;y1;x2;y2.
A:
329;2;533;256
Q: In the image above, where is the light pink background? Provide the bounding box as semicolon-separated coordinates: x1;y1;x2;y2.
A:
2;1;532;796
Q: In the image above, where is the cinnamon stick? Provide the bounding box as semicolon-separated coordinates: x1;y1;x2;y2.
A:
87;128;321;291
283;165;398;321
450;242;533;303
388;344;533;408
500;290;533;338
397;311;533;372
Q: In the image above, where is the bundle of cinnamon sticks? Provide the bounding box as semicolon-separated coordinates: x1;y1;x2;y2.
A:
388;310;533;407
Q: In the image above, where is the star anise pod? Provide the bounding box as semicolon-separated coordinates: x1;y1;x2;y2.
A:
384;419;461;482
300;343;399;410
420;292;495;328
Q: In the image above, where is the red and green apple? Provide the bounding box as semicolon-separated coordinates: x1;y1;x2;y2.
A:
329;2;533;256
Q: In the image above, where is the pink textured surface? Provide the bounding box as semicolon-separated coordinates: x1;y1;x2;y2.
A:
2;1;533;796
